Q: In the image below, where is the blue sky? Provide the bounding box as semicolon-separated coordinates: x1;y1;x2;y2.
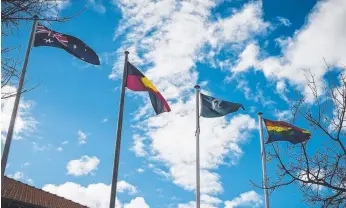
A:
1;0;346;207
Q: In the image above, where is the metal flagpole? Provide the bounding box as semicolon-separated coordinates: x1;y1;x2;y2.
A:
194;85;201;208
258;112;269;208
109;51;129;208
1;15;39;179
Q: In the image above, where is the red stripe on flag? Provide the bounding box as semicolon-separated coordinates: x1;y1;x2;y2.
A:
126;75;147;91
155;92;171;112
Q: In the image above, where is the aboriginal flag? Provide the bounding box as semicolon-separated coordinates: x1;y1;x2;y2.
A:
126;62;171;115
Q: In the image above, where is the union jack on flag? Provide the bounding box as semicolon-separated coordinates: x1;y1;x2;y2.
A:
35;24;68;46
33;22;100;65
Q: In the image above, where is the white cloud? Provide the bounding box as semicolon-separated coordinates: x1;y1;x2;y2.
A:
88;0;106;14
275;110;292;121
211;2;269;49
108;72;118;80
234;80;275;107
130;134;147;157
32;142;52;152
274;37;291;49
297;169;325;191
178;194;222;208
235;80;252;100
123;197;149;208
178;202;207;208
56;0;70;10
111;1;268;85
178;195;222;208
179;190;261;208
224;191;263;208
43;182;120;208
146;164;170;179
277;16;291;27
133;103;152;121
57;147;63;152
27;178;34;184
62;140;69;145
66;155;100;176
137;168;144;173
9;171;24;180
113;0;262;200
201;194;222;205
276;80;287;93
102;117;109;123
23;162;30;166
8;171;34;185
153;167;170;179
1;86;37;142
117;180;137;194
46;0;71;17
43;181;143;208
231;0;346;102
136;94;255;195
232;43;259;73
78;130;88;144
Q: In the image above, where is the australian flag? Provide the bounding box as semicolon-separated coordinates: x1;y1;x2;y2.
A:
33;23;100;65
200;93;244;118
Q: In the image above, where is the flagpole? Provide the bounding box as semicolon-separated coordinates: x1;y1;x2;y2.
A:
109;51;129;208
258;112;269;208
1;15;38;179
194;85;201;208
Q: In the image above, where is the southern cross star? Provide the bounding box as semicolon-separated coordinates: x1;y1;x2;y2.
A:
44;38;53;43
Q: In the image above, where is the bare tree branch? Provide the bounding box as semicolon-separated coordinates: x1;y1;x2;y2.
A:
1;0;85;99
254;66;346;207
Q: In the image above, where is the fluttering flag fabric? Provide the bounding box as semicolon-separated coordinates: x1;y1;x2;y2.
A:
200;93;244;118
126;62;171;115
33;23;100;65
263;118;311;144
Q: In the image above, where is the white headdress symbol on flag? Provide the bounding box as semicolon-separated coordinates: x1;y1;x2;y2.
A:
212;99;222;110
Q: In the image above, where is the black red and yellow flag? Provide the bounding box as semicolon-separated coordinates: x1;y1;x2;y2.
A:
126;62;171;115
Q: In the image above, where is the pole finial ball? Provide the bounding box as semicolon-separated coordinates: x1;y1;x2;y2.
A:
125;51;129;54
194;85;200;89
258;112;263;115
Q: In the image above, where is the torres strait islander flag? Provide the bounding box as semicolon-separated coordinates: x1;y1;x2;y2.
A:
126;62;171;115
